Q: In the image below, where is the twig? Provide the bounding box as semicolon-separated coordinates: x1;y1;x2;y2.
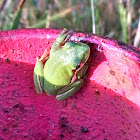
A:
90;0;95;34
126;0;132;43
134;19;140;48
0;0;7;11
18;0;26;9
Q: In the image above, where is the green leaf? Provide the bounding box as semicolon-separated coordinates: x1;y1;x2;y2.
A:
10;9;22;30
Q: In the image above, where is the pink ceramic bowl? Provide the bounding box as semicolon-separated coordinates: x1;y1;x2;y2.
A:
0;29;140;140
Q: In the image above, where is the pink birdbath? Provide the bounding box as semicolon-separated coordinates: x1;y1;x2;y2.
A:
0;29;140;139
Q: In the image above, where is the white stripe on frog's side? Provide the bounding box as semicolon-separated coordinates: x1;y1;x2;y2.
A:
37;73;43;93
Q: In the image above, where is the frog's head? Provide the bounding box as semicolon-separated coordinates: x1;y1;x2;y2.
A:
64;41;90;70
75;42;90;63
63;41;90;83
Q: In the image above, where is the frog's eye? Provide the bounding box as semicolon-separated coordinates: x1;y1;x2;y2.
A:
76;63;81;69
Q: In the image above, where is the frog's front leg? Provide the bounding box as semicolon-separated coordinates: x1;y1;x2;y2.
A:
56;79;84;100
33;50;49;94
50;28;72;57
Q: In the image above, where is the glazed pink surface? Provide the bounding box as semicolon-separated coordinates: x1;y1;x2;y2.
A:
0;29;140;140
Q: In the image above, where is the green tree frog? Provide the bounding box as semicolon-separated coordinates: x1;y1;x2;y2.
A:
33;29;90;100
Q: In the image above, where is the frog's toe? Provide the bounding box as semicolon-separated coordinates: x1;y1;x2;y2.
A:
56;29;73;44
64;30;73;42
61;28;68;35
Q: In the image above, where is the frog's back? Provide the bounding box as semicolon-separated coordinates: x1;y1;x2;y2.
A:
43;49;75;94
43;41;90;95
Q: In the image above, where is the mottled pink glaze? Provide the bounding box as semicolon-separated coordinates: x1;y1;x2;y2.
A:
0;29;140;140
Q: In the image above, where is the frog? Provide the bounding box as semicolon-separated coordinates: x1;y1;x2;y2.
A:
33;28;90;100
